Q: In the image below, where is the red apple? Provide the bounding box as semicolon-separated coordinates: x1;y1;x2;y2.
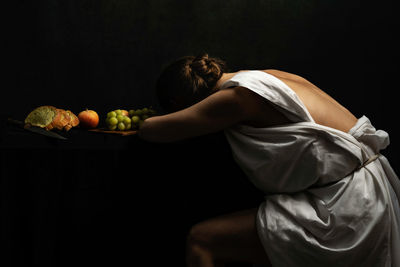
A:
78;109;99;129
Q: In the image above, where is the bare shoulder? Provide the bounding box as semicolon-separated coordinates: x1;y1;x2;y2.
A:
262;69;313;85
261;69;358;132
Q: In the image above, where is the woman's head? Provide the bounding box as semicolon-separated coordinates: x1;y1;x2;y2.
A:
156;53;227;112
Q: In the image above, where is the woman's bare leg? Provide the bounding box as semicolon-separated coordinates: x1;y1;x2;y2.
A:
186;208;272;267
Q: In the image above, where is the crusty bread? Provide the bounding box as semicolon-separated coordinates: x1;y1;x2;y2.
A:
24;105;57;130
64;110;80;131
25;106;80;131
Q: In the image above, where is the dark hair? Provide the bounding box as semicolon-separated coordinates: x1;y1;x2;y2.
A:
156;53;227;112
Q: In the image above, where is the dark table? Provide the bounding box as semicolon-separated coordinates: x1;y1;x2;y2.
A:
0;118;264;267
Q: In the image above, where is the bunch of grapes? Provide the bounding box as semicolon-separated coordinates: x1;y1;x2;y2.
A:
105;108;156;131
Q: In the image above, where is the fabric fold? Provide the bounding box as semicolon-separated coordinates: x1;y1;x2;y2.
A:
221;70;400;267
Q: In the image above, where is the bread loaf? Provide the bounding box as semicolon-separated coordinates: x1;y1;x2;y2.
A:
64;110;80;130
25;106;80;131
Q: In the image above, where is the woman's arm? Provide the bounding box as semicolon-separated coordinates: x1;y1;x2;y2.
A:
138;87;259;142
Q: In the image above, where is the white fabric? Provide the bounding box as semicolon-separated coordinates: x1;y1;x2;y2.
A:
221;70;400;267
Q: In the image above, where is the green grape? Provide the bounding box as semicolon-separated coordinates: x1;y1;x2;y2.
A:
135;109;142;116
125;123;131;130
108;117;118;126
107;111;117;118
117;122;125;130
123;116;131;124
141;107;149;115
128;109;135;117
115;109;122;115
131;115;140;124
116;114;124;122
109;124;117;130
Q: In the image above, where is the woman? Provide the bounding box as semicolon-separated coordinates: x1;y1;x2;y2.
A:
138;54;400;267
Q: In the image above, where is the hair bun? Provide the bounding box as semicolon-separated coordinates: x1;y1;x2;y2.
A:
193;53;212;66
156;53;227;112
189;53;226;83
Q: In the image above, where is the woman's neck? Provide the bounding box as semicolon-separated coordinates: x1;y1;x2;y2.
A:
215;72;240;89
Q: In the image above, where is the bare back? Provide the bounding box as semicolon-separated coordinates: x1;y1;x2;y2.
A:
259;69;358;133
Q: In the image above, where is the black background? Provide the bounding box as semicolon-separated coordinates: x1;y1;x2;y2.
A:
4;0;399;170
3;0;399;120
2;0;400;266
